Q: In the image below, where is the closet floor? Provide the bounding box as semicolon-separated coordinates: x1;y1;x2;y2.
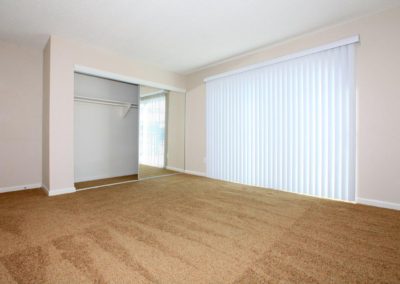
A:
75;174;139;190
74;166;179;190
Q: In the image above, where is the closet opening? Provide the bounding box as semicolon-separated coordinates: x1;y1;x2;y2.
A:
73;71;186;190
73;72;140;189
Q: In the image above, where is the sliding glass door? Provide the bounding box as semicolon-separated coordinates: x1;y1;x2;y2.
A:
139;94;166;167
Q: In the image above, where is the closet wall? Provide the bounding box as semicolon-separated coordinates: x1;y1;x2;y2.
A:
166;91;185;171
74;73;139;182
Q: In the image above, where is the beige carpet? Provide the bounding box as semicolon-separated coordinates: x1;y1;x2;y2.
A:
0;174;399;283
139;164;178;179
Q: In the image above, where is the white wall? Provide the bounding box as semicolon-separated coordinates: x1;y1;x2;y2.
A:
43;36;186;195
74;73;139;182
185;7;400;208
0;41;42;191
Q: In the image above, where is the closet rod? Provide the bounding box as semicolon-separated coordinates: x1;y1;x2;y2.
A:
74;96;138;108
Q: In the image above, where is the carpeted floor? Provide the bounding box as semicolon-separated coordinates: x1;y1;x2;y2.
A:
139;164;178;179
0;174;399;283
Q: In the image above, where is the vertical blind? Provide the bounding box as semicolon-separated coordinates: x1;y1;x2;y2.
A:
139;94;166;167
206;43;356;201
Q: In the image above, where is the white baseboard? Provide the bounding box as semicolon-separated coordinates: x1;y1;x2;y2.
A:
357;197;400;211
166;166;185;173
0;183;42;194
42;185;76;197
184;170;206;177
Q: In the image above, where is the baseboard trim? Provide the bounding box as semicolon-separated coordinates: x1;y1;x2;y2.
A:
43;186;76;197
0;183;42;194
184;170;206;177
357;197;400;211
166;166;185;173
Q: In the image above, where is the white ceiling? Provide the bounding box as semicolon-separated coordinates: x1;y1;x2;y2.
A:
0;0;399;74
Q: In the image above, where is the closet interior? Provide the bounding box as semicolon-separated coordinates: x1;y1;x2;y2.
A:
73;73;185;190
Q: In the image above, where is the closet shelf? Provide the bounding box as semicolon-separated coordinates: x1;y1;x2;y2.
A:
74;96;138;117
